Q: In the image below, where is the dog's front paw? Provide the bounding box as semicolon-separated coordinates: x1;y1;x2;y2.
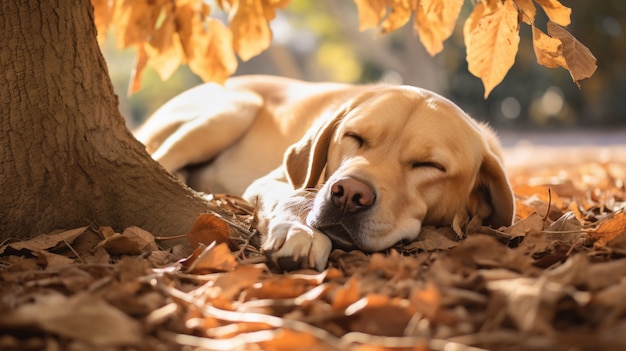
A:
262;222;332;271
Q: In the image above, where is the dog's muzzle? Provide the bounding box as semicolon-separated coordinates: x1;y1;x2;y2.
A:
307;176;377;250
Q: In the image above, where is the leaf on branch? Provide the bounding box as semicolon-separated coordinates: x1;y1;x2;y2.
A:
415;0;464;56
515;0;537;25
227;0;291;62
144;5;184;82
353;0;387;31
547;21;598;87
465;0;520;98
189;18;239;84
535;0;571;26
532;26;567;69
112;0;161;49
92;0;115;45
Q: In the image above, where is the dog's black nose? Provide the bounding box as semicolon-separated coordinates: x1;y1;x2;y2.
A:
330;177;375;213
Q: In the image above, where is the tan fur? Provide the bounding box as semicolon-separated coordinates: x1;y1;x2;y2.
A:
136;75;515;270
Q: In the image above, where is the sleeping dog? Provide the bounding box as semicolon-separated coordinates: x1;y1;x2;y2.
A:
136;75;515;270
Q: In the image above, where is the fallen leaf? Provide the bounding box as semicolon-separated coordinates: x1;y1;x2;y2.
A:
503;212;544;237
258;329;322;351
187;213;233;249
0;293;142;346
587;211;626;248
332;276;361;311
409;282;440;320
183;242;238;273
345;295;414;337
1;226;87;254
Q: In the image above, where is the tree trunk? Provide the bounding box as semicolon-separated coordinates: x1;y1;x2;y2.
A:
0;0;214;243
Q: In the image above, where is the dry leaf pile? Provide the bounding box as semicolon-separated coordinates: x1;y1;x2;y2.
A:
2;161;626;351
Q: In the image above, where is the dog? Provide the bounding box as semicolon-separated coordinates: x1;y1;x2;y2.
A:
135;75;515;270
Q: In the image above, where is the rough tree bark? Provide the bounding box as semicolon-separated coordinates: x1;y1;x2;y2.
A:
0;0;214;242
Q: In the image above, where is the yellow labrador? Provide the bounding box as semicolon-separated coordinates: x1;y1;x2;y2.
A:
136;75;515;270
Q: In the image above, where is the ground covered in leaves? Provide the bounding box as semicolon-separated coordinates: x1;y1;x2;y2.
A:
2;156;626;351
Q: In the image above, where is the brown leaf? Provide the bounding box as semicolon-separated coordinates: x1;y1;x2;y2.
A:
547;21;597;86
98;226;157;256
1;226;88;254
345;295;414;337
486;278;562;334
402;226;458;252
465;0;520;98
414;0;463;56
0;293;142;346
187;213;232;249
409;282;440;320
503;212;544;237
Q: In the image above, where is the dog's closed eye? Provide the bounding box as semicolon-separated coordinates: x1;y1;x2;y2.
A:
344;132;366;148
410;161;446;172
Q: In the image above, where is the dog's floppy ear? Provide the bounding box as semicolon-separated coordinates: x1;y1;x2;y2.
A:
284;108;347;189
468;141;515;229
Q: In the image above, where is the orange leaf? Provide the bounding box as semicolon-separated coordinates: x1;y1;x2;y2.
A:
414;0;463;56
128;45;149;95
258;330;318;351
92;0;115;45
186;213;232;249
380;0;413;33
353;0;388;31
183;242;237;273
332;276;361;311
229;0;290;62
547;21;597;86
535;0;571;26
588;212;626;248
112;0;161;49
532;26;567;69
144;5;184;81
409;282;440;319
515;0;536;25
190;18;238;83
465;0;520;98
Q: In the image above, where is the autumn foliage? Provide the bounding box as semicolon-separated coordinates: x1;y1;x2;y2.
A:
355;0;597;97
2;160;626;349
94;0;596;97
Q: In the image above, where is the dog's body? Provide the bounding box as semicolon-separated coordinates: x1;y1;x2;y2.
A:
136;75;515;270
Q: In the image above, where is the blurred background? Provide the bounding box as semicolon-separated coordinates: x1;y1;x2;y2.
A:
103;0;626;147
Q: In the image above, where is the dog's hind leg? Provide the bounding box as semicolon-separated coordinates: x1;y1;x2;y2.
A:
135;83;263;173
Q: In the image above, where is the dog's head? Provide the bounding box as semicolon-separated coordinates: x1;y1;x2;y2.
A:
284;86;514;251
